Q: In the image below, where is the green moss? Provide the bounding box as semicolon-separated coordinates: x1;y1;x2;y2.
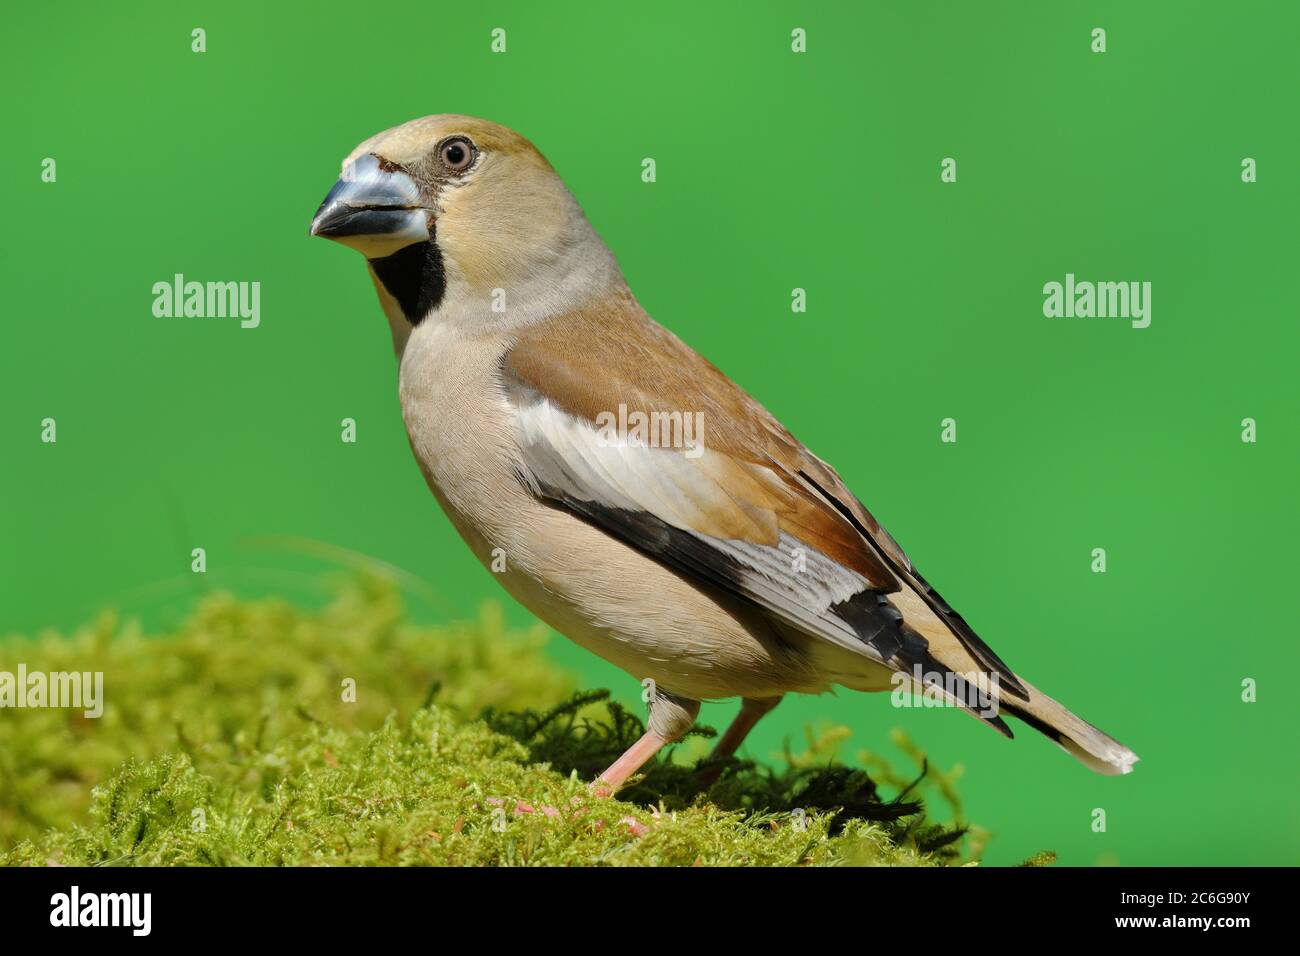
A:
1;576;998;866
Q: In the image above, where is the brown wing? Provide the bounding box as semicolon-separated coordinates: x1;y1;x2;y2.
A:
504;287;1026;704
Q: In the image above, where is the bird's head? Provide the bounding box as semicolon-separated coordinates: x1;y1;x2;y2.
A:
310;114;620;344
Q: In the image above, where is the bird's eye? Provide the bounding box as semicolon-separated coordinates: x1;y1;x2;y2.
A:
438;137;476;173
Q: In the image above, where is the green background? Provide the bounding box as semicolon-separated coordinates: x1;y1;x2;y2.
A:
3;0;1296;865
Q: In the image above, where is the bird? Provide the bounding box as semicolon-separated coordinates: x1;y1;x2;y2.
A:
309;115;1139;794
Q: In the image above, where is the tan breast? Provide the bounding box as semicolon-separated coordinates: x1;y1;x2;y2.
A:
395;320;847;701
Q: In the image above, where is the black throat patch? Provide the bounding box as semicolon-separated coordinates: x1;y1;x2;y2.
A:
368;234;446;325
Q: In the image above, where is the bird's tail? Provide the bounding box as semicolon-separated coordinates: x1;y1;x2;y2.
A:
998;678;1139;775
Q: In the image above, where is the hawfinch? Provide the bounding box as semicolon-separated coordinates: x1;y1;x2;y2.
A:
310;115;1138;793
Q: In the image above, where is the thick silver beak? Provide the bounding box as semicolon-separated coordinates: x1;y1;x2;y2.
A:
309;153;431;258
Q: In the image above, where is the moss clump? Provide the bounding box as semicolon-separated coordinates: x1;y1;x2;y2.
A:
1;576;986;866
483;690;976;860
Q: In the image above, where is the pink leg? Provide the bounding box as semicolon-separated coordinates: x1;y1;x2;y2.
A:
591;689;701;797
592;731;670;797
698;696;783;786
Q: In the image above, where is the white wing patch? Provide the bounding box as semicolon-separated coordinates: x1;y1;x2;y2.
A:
512;399;891;665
